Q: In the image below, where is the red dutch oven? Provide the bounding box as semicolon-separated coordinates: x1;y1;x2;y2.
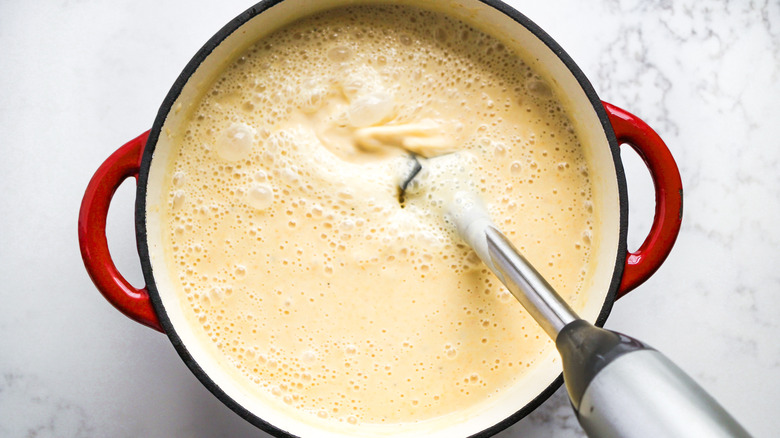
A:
79;0;682;436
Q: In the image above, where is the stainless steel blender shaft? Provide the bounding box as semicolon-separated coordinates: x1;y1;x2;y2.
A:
484;226;577;338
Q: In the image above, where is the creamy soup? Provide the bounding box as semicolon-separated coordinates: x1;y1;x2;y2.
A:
161;4;595;431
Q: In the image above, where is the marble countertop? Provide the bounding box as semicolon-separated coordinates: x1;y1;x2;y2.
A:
1;0;778;436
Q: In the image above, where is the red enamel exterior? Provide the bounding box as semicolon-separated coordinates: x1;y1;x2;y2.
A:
78;131;163;332
603;102;684;298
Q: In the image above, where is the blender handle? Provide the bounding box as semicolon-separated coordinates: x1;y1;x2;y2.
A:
556;320;751;438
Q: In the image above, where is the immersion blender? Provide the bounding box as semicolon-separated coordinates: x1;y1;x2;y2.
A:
468;224;750;437
398;154;750;437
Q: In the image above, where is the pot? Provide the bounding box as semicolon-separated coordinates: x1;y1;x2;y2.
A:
78;0;683;436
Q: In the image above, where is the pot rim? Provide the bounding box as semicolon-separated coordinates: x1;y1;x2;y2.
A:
135;1;629;436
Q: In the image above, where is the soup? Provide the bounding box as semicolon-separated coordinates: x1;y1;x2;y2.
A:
160;4;595;431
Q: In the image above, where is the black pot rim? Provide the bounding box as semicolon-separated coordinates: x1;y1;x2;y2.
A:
136;1;628;436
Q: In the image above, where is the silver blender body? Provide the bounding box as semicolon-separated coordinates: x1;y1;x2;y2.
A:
483;227;750;438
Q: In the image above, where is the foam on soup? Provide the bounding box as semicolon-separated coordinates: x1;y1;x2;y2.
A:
160;4;595;430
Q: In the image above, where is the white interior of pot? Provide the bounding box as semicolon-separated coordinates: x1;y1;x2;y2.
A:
144;0;621;436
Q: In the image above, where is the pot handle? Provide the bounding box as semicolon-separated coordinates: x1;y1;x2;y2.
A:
602;102;683;298
78;131;163;332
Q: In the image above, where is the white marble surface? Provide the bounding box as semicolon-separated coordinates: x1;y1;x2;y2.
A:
1;0;778;436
